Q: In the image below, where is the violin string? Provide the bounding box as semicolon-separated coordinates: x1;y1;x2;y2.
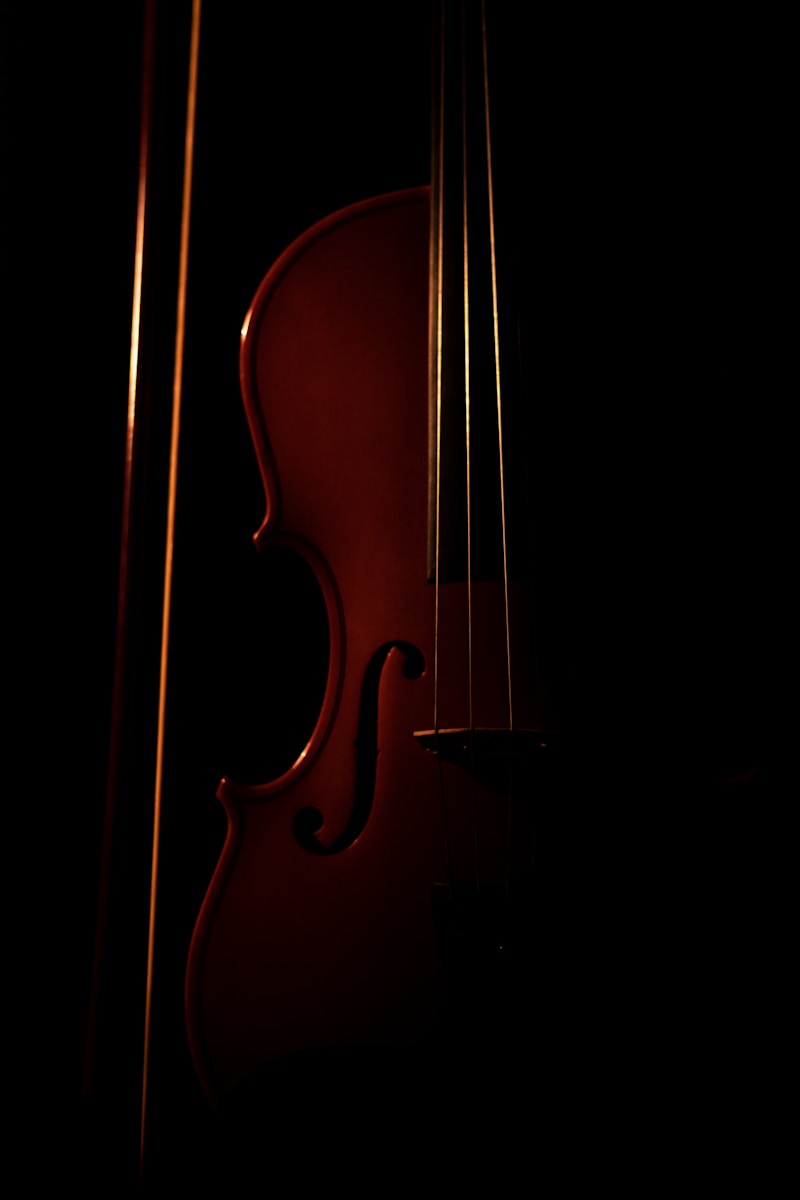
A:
433;0;445;750
461;0;481;896
433;0;452;895
479;0;516;905
140;0;202;1178
481;0;513;735
461;3;474;743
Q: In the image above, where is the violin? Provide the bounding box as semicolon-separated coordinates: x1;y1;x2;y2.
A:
185;0;557;1124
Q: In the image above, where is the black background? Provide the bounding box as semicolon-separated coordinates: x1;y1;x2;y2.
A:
3;1;785;1188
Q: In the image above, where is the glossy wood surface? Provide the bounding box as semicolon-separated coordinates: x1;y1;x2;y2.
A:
185;185;551;1101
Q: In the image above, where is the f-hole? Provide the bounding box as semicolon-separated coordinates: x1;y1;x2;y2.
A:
294;640;425;855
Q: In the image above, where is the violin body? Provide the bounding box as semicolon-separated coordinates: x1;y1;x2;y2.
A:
185;187;548;1102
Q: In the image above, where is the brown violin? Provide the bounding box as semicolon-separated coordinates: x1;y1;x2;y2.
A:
185;1;555;1112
